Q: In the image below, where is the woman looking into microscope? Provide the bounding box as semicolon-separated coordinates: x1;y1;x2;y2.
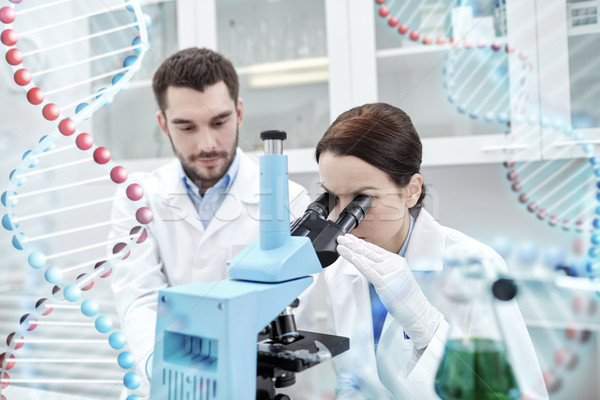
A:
311;102;547;399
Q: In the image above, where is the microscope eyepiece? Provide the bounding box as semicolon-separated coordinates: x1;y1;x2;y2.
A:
308;192;334;219
290;192;334;235
291;194;371;268
334;195;372;233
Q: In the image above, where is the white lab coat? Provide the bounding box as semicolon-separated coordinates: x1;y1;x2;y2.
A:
109;148;311;395
310;208;548;400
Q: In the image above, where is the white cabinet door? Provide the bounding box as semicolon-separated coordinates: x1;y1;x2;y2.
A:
373;0;542;165
536;0;600;159
214;0;333;154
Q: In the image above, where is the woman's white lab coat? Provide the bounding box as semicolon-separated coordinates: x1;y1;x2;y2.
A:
314;208;548;399
109;148;310;394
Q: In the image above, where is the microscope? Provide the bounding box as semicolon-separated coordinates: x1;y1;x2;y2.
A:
257;189;370;399
149;131;371;400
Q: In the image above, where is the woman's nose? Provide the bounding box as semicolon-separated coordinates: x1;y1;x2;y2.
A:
328;208;339;221
329;199;350;221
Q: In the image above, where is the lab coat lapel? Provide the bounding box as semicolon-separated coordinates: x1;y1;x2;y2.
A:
404;208;445;272
199;151;260;244
374;209;445;351
327;260;396;397
157;162;205;233
326;259;370;335
374;209;447;396
327;209;448;394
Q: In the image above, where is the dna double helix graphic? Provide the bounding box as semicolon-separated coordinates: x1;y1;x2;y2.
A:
0;1;153;398
376;0;600;235
374;0;598;395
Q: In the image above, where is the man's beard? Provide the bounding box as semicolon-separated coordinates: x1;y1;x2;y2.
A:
171;130;238;188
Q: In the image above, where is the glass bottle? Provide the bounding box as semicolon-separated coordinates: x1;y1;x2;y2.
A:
434;256;520;400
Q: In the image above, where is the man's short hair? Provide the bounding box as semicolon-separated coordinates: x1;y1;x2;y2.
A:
152;47;239;113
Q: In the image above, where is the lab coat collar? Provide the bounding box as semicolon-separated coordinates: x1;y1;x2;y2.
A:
335;207;445;278
216;147;261;205
159;160;205;233
200;149;261;239
404;208;445;271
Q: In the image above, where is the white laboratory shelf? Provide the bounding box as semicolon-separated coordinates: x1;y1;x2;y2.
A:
376;45;451;58
524;319;600;331
375;36;509;59
141;0;176;5
568;24;600;36
236;56;329;76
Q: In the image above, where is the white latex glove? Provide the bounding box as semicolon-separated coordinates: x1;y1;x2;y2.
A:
337;234;442;349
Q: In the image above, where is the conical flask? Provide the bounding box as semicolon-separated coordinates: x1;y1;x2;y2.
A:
434;256;520;400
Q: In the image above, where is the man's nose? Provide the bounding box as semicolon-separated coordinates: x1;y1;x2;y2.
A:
197;129;217;152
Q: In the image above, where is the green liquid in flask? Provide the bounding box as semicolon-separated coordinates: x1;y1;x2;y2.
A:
434;338;520;400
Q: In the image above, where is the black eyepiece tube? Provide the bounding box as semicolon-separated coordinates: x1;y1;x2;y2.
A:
307;192;333;219
290;192;334;234
334;195;372;233
291;194;371;268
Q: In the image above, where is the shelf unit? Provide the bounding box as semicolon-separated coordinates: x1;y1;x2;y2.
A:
88;0;599;172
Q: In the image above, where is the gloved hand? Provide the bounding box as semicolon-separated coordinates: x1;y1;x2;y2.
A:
337;234;442;349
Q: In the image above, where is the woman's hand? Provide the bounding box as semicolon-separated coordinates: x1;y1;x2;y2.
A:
336;234;442;349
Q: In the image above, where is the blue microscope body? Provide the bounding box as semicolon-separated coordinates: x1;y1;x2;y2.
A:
149;131;325;399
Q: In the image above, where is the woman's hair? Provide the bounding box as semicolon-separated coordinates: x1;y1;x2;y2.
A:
315;103;426;208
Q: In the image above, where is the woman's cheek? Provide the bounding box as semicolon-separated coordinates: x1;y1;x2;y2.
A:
377;194;405;221
350;218;367;236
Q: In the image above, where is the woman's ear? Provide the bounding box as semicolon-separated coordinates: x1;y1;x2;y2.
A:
406;173;423;208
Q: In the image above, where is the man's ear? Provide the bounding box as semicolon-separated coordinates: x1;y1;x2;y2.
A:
156;110;169;139
406;173;423;208
236;97;244;129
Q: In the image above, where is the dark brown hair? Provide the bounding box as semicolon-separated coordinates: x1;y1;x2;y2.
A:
315;103;426;208
152;47;239;112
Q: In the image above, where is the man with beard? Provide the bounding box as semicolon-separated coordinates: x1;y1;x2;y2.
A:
109;48;311;394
